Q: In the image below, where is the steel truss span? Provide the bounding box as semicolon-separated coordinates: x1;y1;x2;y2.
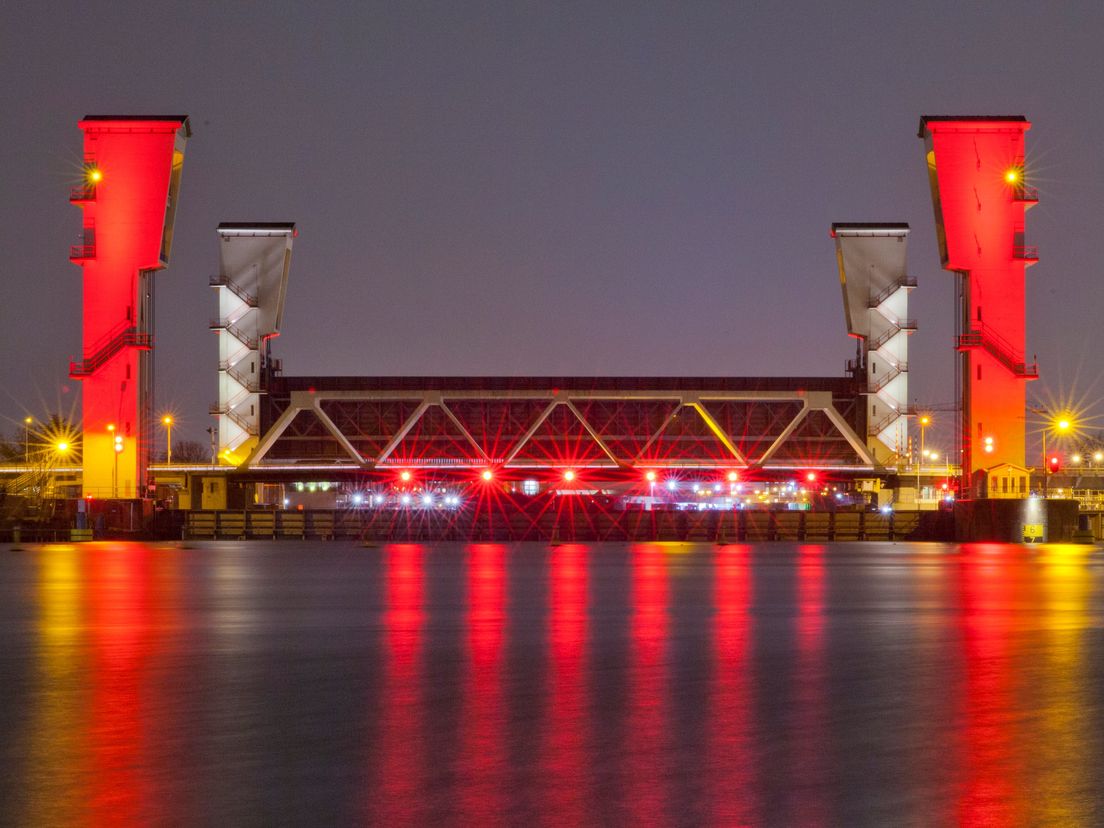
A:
246;376;875;474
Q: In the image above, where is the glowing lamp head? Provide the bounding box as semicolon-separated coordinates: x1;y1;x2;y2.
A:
106;423;116;433
24;416;32;425
1048;455;1061;473
481;469;494;482
645;470;657;482
563;470;575;482
919;415;931;426
1056;418;1071;432
1072;454;1082;464
87;167;103;184
56;441;69;453
1004;168;1020;184
727;471;738;483
1095;452;1103;463
400;470;412;482
162;415;174;426
805;471;817;483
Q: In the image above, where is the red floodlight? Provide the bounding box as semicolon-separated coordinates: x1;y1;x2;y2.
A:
481;469;494;482
645;470;657;482
563;469;576;482
805;471;817;483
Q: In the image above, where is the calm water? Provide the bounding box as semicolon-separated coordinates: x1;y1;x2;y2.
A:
0;541;1102;826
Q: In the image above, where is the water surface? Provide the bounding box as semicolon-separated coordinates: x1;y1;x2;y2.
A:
0;541;1101;825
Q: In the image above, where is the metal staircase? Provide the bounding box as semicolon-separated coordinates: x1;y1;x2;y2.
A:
210;318;259;350
209;274;258;307
869;362;908;394
70;322;151;378
864;276;917;452
957;324;1038;379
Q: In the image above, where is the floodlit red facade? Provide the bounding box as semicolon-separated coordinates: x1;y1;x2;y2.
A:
70;116;189;497
920;116;1037;485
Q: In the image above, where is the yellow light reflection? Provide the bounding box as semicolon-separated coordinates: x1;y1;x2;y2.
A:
21;546;87;825
1032;543;1090;823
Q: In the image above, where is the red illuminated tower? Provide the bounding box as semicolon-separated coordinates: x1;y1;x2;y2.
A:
69;116;190;497
919;116;1037;490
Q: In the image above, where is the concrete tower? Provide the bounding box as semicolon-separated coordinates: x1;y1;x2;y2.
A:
831;223;914;466
69;116;189;498
211;223;295;464
919;116;1037;487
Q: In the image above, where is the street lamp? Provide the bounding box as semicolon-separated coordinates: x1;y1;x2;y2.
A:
917;414;931;497
107;423;120;498
161;414;174;465
1030;407;1074;496
23;416;33;464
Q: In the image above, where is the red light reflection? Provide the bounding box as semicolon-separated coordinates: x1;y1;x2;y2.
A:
955;551;1023;825
84;543;163;825
708;545;758;824
791;545;828;824
369;544;426;824
624;544;669;820
541;544;589;822
457;544;507;822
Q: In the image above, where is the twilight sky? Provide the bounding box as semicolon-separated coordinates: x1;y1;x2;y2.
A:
3;1;1103;451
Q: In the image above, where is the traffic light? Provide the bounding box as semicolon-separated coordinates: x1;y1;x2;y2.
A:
1048;455;1061;474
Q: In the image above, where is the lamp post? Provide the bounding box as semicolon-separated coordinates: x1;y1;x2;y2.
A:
917;415;931;500
23;416;33;465
1029;407;1073;497
53;441;69;500
107;423;120;498
162;415;174;465
1042;428;1048;496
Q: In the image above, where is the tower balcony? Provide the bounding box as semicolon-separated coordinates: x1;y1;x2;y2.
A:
1012;185;1039;207
1013;244;1039;265
69;243;96;262
69;184;97;203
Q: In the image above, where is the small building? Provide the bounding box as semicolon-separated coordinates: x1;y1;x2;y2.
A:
974;462;1030;499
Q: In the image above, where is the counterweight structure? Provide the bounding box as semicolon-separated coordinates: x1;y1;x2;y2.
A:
831;223;913;466
211;223;295;463
919;116;1037;484
69;116;189;497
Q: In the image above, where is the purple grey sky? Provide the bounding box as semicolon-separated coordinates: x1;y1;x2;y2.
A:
3;1;1103;452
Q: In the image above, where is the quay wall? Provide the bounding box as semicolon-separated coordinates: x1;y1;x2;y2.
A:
181;508;951;543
